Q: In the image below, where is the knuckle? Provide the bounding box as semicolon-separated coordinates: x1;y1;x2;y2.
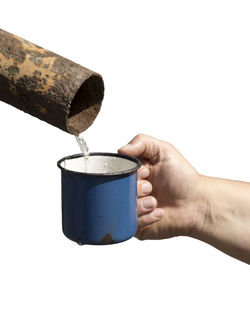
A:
135;133;146;140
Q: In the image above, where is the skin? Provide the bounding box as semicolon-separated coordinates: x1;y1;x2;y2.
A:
118;134;250;265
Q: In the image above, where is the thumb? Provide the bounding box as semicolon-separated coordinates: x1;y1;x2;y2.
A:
118;134;160;161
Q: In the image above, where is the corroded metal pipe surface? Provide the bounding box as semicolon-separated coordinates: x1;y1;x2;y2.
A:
0;29;104;134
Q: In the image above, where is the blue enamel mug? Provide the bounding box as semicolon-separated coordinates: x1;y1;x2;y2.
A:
57;153;141;245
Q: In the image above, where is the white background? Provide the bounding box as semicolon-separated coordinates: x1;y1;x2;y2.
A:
1;1;250;311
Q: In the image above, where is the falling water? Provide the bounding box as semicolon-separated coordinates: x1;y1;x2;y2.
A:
75;134;89;157
75;134;89;172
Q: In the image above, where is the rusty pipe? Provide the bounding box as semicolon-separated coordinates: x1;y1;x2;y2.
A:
0;29;104;134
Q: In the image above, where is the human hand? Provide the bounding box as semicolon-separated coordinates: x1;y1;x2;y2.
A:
118;134;206;240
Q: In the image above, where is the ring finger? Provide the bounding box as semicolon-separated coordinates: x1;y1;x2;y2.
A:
137;196;157;216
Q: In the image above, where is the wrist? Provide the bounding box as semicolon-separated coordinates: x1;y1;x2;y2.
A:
189;175;250;264
189;174;216;239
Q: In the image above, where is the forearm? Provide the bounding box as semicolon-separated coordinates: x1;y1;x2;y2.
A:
193;175;250;264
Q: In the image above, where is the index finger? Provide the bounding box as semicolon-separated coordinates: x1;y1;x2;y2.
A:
118;133;160;161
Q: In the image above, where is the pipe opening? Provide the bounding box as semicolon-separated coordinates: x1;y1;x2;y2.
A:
66;75;104;134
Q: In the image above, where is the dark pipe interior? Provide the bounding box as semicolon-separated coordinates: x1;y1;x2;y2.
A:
67;75;104;134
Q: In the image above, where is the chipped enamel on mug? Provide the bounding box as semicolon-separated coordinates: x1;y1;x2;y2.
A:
57;153;141;245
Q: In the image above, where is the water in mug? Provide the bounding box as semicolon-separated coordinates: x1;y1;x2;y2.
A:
74;134;116;174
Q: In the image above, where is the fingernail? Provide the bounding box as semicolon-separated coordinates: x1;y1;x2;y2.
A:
152;209;164;218
142;197;155;209
142;182;152;194
140;168;149;179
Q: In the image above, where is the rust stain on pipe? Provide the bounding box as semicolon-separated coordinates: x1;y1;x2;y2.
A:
0;29;104;134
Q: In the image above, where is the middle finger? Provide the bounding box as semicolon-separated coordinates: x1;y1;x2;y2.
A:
137;180;152;197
